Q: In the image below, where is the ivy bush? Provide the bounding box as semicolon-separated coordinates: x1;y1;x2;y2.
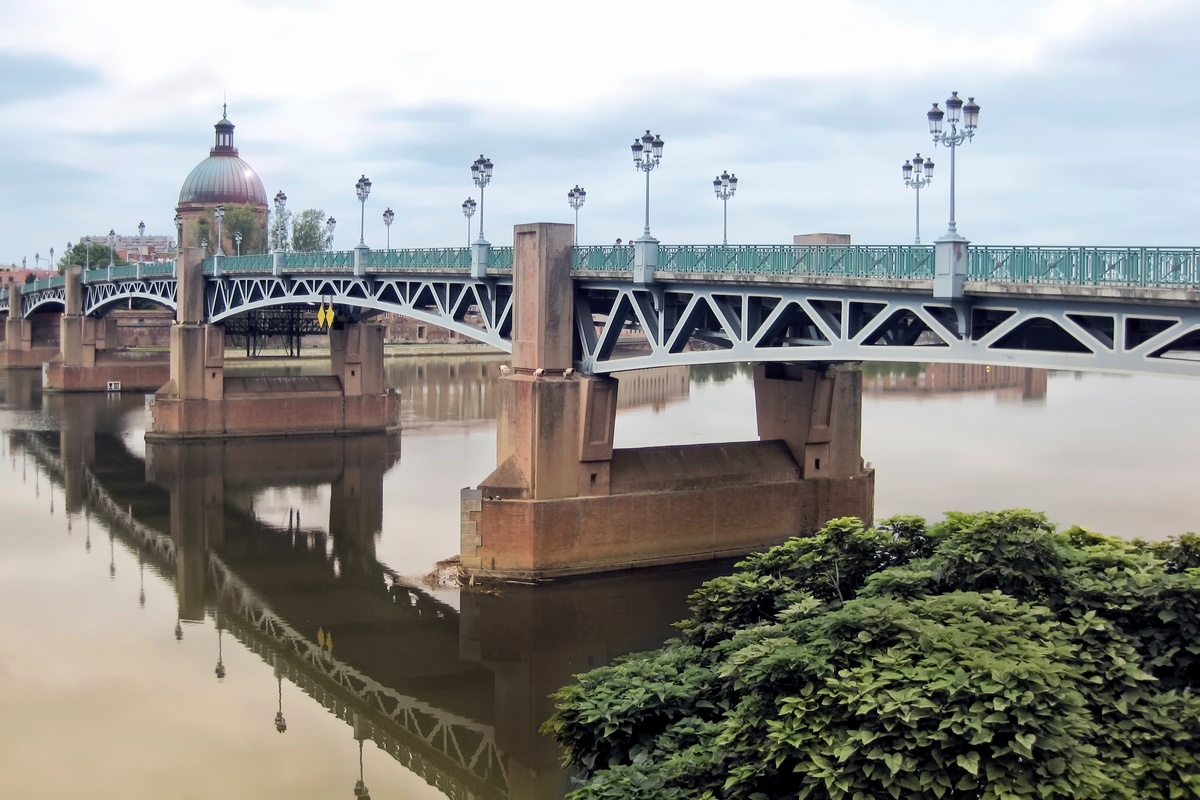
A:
544;511;1200;799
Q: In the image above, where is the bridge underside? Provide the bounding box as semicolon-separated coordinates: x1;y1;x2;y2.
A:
574;280;1200;377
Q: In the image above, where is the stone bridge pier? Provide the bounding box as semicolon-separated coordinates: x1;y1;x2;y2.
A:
461;223;875;583
0;284;61;369
43;264;171;392
148;211;400;439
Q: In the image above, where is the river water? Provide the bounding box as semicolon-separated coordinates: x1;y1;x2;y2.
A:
0;356;1196;799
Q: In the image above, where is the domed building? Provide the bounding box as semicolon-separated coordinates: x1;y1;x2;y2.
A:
177;106;269;254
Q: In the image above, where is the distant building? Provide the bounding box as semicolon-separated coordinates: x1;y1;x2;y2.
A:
80;233;177;263
177;105;269;254
0;266;53;285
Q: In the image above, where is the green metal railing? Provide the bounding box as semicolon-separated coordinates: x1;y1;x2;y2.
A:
367;248;471;270
573;246;635;271
216;254;272;273
969;246;1200;287
658;244;936;278
19;246;1200;295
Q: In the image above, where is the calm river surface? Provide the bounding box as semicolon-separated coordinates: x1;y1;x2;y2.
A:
0;355;1196;799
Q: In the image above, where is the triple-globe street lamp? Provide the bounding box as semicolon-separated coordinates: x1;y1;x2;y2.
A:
108;229;116;268
137;220;145;263
461;198;476;247
382;207;394;250
926;91;980;239
235;231;243;256
901;154;934;245
326;217;336;248
567;185;586;244
713;171;737;246
631;130;664;240
470;155;493;244
355;175;372;248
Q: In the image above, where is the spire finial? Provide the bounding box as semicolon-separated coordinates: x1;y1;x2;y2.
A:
223;91;228;120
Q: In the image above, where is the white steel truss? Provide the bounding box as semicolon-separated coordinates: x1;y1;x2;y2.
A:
573;279;1200;377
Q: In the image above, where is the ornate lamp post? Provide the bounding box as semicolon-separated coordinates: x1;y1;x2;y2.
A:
713;170;737;245
234;231;243;256
567;185;586;244
214;205;225;256
355;175;372;247
926;91;980;238
66;241;72;269
631;130;664;239
461;198;476;247
901;154;934;244
382;207;394;250
326;217;336;249
174;213;182;255
137;220;145;263
273;190;287;251
107;229;116;268
49;247;54;269
470;155;493;243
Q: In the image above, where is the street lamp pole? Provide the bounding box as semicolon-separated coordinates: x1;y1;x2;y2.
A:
470;155;493;243
901;154;934;245
234;231;242;256
631;130;664;238
273;190;287;252
108;229;116;268
927;91;980;238
214;205;225;256
325;217;336;249
567;185;586;245
137;220;145;263
713;171;737;246
355;175;372;247
461;198;476;247
382;207;394;250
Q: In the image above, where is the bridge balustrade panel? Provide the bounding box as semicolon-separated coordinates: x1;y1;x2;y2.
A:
969;246;1200;287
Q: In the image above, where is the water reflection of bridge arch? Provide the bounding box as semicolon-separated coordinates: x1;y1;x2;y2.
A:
13;428;509;800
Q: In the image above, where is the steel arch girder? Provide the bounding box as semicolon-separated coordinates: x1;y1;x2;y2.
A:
83;279;178;315
204;274;515;352
572;280;1200;378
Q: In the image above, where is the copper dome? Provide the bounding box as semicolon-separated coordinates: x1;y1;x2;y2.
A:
178;110;267;207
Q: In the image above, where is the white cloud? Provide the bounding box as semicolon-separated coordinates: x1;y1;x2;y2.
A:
0;0;1196;260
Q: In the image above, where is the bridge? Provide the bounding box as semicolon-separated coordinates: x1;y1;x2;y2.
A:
2;221;1198;581
4;241;1198;376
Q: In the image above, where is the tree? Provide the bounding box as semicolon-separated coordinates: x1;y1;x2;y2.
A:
222;203;266;255
59;241;126;272
291;208;333;252
544;511;1200;799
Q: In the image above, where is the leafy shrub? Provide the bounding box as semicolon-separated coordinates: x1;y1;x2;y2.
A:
545;511;1200;799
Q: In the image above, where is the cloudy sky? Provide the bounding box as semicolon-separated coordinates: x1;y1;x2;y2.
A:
1;0;1198;265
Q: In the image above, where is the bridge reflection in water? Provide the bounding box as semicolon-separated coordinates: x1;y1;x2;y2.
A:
10;380;714;800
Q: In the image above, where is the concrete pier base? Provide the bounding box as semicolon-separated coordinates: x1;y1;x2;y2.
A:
43;272;171;391
43;352;170;392
147;218;400;440
462;222;876;582
1;285;58;368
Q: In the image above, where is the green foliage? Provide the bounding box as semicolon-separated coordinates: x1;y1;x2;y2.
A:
60;241;126;272
291;208;333;252
221;203;265;255
546;512;1200;800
